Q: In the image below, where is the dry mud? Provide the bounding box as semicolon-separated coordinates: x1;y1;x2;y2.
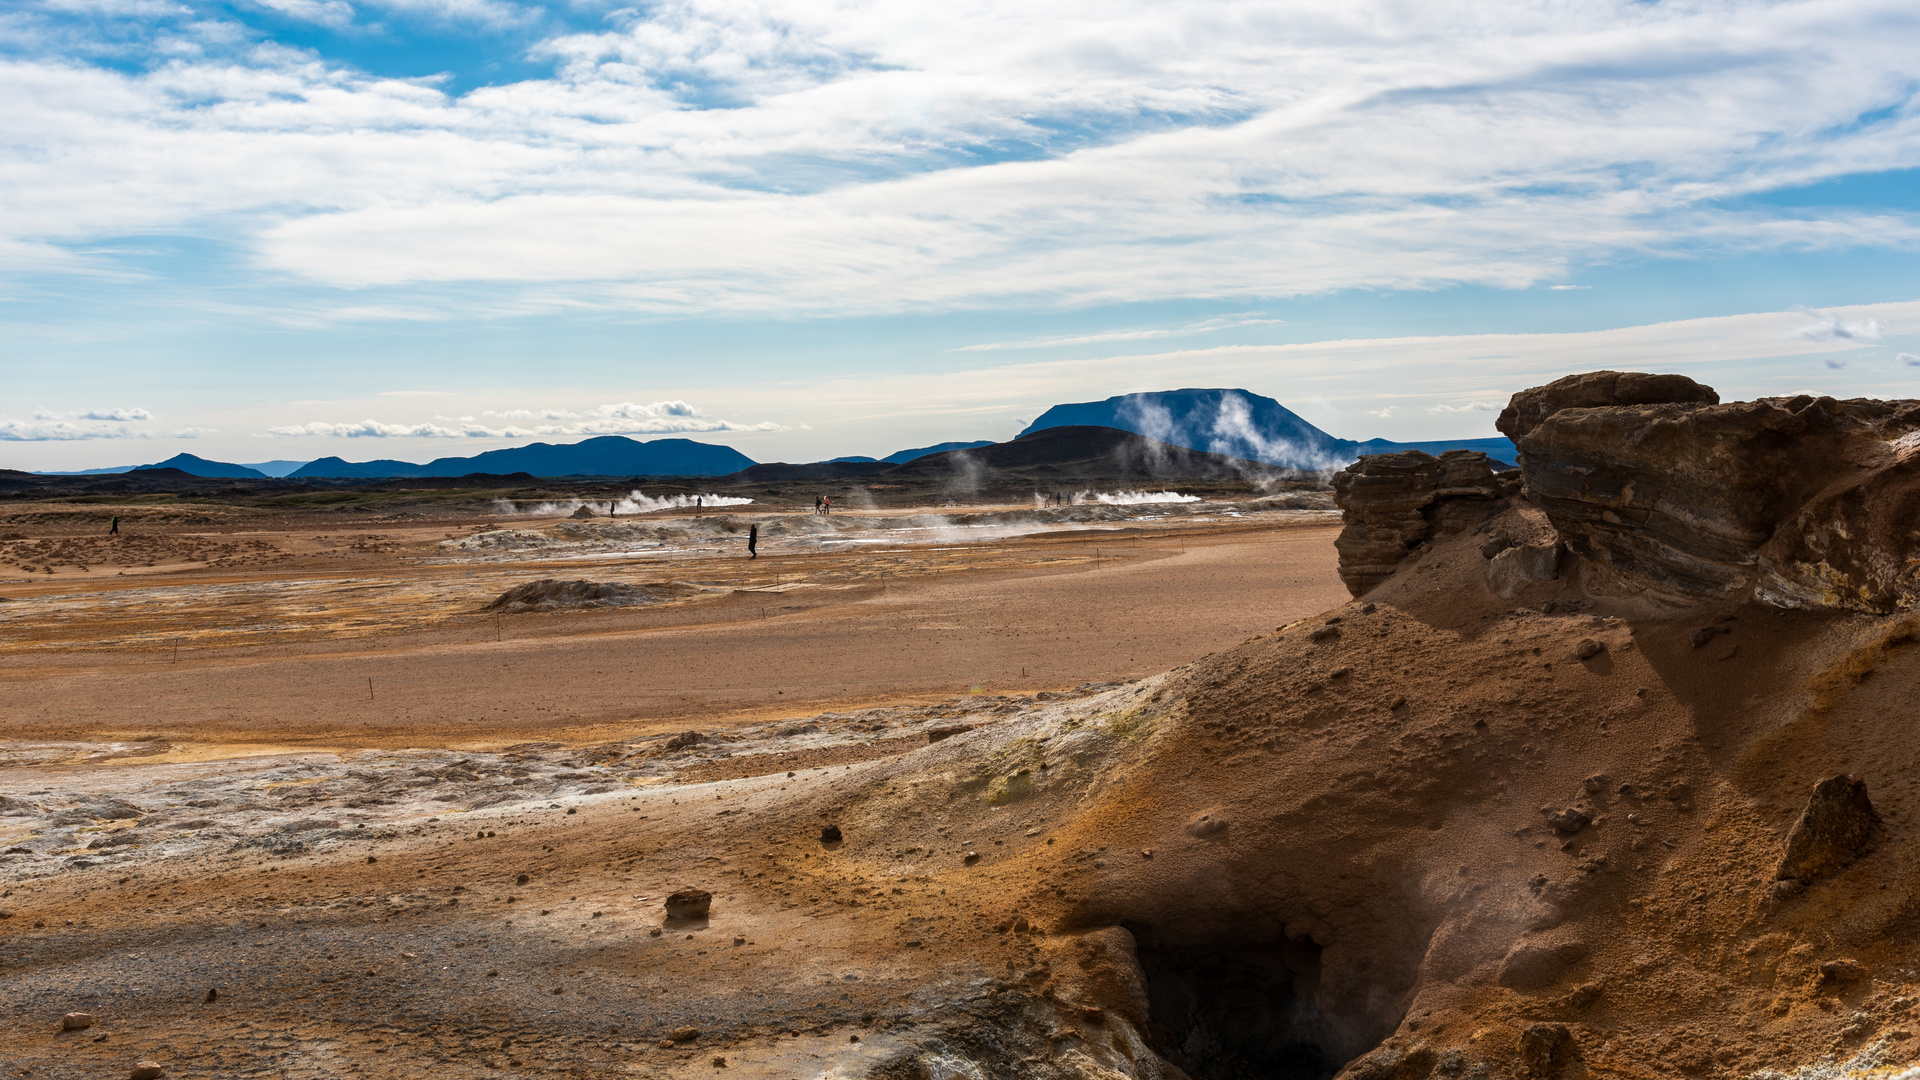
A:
6;495;1920;1079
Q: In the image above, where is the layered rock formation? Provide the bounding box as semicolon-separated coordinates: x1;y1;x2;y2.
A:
1329;450;1504;596
1492;371;1920;611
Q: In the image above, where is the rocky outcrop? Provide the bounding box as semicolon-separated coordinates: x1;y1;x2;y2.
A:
1497;371;1920;610
1330;450;1504;596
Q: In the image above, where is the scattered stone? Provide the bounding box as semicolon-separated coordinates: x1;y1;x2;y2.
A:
1184;812;1228;839
963;851;980;865
1546;808;1591;834
733;936;746;946
649;928;663;937
1582;774;1607;794
1574;639;1605;660
1518;1022;1576;1077
1778;775;1882;882
665;731;707;751
927;725;973;743
1821;959;1868;983
1360;602;1377;613
204;988;217;1003
669;1027;699;1042
517;873;530;885
1308;625;1341;643
712;1056;728;1067
62;1012;95;1031
130;1063;164;1080
665;889;712;920
1666;782;1692;803
1557;982;1602;1010
820;825;843;844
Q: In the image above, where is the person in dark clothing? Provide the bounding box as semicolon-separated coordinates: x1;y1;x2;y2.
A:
748;524;759;559
814;495;822;514
108;516;119;535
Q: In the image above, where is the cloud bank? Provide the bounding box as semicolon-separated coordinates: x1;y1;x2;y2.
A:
3;0;1919;316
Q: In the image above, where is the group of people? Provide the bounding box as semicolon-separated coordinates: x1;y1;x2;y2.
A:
812;495;832;514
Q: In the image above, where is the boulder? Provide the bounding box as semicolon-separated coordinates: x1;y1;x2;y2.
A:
1518;1022;1576;1078
1777;775;1881;882
1331;450;1501;596
1497;372;1920;608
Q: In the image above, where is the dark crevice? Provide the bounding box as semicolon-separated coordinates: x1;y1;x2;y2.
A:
1133;929;1341;1080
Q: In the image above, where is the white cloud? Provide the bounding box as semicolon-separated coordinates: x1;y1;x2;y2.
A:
4;0;1920;315
0;417;196;440
1899;352;1920;367
74;406;153;421
1825;358;1849;369
1794;311;1885;343
262;400;781;437
1428;401;1498;413
1366;407;1394;418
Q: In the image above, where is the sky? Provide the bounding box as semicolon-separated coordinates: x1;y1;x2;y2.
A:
3;0;1920;470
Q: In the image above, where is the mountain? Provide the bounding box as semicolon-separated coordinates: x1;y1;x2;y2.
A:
882;440;994;464
730;461;894;482
289;436;757;478
885;425;1271;483
1021;389;1515;468
130;453;268;479
289;457;429;479
239;460;308;478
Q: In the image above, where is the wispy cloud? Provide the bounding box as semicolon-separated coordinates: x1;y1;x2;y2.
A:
261;400;782;438
1899;352;1920;367
956;315;1283;352
5;0;1920;317
1428;401;1498;413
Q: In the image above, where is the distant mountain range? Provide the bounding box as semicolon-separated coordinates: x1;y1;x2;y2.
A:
28;389;1509;478
1022;388;1515;469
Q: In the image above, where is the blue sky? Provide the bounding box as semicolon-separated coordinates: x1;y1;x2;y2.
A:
3;0;1920;469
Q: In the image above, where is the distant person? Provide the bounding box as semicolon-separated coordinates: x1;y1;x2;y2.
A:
108;516;119;535
608;500;616;518
814;495;822;514
748;524;759;559
696;496;703;514
822;496;830;514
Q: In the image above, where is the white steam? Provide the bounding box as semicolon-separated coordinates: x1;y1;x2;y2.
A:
493;490;754;516
1077;490;1202;505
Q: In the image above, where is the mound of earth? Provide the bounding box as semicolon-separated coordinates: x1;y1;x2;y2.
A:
482;578;689;613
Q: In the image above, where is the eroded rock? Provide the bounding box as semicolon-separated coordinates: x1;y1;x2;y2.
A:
1777;775;1881;882
1332;450;1502;596
1497;371;1920;608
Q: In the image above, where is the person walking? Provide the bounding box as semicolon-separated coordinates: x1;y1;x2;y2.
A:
108;515;119;535
814;495;822;514
822;496;830;514
696;496;703;514
748;524;759;559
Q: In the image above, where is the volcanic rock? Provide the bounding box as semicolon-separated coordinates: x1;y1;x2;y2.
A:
664;889;712;919
1777;775;1881;882
484;579;678;614
130;1063;164;1080
1497;371;1920;608
62;1012;95;1031
1331;449;1501;596
1518;1022;1576;1078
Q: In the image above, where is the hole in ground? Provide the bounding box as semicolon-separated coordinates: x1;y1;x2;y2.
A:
1134;929;1340;1080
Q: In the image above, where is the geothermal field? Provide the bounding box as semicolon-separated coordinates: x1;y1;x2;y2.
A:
7;373;1920;1080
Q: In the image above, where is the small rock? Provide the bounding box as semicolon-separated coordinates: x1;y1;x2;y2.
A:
712;1056;728;1067
926;725;973;743
649;927;663;937
566;808;576;815
516;873;530;885
1185;812;1229;839
669;1026;699;1042
1778;775;1882;882
963;851;980;865
1308;625;1341;643
1481;536;1513;560
1079;1006;1106;1024
1574;639;1605;660
1518;1023;1574;1077
1582;774;1607;794
1821;959;1868;983
130;1063;165;1080
1665;782;1692;803
732;936;746;946
1546;808;1591;834
1690;625;1729;648
204;988;217;1003
665;889;712;919
664;731;706;750
62;1012;95;1031
820;824;843;843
